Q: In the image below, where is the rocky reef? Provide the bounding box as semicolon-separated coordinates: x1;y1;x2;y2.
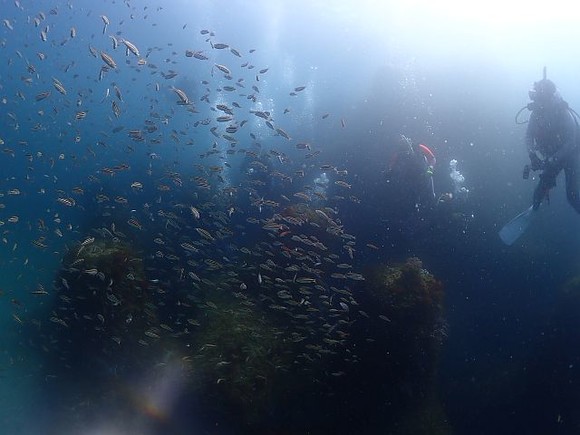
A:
40;234;450;433
342;256;450;433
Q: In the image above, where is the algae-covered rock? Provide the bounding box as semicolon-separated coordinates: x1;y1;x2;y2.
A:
48;236;160;380
369;256;444;329
352;257;449;433
188;296;292;424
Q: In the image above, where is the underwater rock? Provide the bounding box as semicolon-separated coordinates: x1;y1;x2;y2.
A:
368;257;445;330
178;270;350;430
188;297;289;423
350;257;449;432
45;236;161;382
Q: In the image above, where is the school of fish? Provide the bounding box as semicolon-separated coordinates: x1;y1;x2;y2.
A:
0;1;390;395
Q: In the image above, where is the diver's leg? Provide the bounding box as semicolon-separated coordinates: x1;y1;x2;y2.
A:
533;169;558;210
532;177;549;210
533;184;542;210
564;155;580;214
428;176;436;200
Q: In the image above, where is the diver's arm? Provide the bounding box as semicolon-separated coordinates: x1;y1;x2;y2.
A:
525;115;542;169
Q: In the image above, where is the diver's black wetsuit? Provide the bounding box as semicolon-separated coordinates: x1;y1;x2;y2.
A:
387;151;433;212
526;95;580;213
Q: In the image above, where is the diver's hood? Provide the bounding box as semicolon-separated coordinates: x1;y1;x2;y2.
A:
529;79;557;102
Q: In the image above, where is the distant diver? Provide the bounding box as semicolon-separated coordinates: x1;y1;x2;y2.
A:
525;69;580;212
386;134;437;214
501;67;580;245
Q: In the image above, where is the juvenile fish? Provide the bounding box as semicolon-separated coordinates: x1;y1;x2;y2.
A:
100;51;117;69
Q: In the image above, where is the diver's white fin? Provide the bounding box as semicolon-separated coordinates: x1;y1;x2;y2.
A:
499;206;535;246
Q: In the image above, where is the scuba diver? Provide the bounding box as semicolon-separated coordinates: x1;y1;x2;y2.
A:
386;134;437;215
385;135;474;243
500;68;580;245
524;70;580;212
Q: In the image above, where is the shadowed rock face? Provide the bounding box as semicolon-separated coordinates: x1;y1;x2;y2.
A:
341;257;450;434
41;234;451;434
46;237;160;383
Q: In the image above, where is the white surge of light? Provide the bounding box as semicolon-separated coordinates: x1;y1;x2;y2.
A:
396;0;578;25
361;0;580;31
319;0;580;61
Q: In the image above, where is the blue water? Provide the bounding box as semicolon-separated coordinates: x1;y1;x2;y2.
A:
2;1;580;434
